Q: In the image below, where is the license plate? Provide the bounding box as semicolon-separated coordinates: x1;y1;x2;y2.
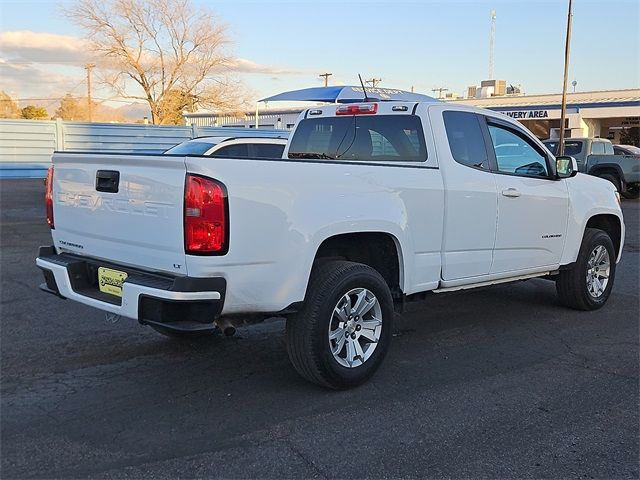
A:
97;267;128;297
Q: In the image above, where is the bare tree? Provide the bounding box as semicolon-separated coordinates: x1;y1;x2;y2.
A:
65;0;247;124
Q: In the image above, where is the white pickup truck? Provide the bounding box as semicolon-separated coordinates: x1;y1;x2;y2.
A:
37;100;625;389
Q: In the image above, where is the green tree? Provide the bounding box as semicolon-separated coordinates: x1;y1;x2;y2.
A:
21;105;49;120
0;91;20;119
620;127;639;147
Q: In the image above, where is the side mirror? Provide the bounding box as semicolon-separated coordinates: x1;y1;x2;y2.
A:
556;155;578;178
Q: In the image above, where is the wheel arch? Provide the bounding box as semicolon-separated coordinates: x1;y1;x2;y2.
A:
585;214;623;259
310;231;405;299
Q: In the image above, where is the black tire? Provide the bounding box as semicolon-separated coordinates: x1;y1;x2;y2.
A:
621;185;639;200
556;228;617;310
599;173;621;193
286;261;394;389
150;324;218;339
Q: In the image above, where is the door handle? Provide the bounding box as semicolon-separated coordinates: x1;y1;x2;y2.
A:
501;188;521;198
96;170;120;193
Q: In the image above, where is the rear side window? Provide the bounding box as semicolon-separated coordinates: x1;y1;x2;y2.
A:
288;115;427;162
251;143;285;158
591;142;606;155
442;111;489;169
209;144;250;158
603;142;614;155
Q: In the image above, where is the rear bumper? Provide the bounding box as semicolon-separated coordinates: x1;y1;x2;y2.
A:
35;247;225;329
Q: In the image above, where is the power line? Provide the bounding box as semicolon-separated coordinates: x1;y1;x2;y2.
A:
8;96;147;105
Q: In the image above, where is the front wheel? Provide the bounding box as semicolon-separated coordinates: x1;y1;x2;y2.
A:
622;185;639;200
556;228;617;310
286;261;394;389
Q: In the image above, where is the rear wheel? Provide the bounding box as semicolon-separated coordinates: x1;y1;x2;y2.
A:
286;261;394;389
556;228;616;310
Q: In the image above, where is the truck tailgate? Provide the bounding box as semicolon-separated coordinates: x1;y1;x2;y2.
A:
51;153;187;275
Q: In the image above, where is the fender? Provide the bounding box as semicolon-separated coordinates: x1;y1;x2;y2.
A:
587;163;625;186
561;173;625;266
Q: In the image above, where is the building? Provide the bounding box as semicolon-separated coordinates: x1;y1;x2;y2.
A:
184;107;303;130
453;88;639;143
184;88;640;145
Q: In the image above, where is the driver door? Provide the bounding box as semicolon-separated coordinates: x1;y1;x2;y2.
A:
483;117;569;274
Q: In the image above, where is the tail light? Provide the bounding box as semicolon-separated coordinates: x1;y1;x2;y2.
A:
45;166;54;229
184;174;228;255
336;103;378;116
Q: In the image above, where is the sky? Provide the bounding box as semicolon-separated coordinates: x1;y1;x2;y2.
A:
1;0;639;116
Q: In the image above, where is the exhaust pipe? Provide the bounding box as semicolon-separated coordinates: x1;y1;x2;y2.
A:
215;318;236;337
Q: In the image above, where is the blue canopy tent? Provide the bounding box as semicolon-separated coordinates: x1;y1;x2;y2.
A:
259;86;439;104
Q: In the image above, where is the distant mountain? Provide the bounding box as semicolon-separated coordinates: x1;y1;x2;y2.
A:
115;102;152;122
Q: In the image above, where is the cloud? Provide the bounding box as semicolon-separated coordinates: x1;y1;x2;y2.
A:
226;58;307;76
0;31;89;65
0;59;83;100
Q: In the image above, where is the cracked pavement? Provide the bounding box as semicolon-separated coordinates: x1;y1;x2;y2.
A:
1;179;638;479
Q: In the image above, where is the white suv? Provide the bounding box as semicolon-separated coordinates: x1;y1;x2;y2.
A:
164;136;288;158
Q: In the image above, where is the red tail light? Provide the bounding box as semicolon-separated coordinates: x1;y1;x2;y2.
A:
336;103;378;116
184;174;228;255
45;166;54;229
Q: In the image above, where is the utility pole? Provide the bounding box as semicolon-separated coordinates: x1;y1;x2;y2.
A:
319;72;332;87
558;0;573;156
85;63;96;122
365;78;382;88
489;10;496;80
432;87;449;99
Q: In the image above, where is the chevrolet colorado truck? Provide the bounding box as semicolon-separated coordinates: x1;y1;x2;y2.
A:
37;100;625;389
543;137;640;199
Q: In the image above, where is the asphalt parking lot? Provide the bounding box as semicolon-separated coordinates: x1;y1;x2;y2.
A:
1;179;638;479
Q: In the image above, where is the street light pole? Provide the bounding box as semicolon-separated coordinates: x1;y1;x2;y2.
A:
558;0;573;155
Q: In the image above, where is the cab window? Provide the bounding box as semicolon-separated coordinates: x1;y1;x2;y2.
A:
591;142;606;155
209;144;249;158
288;115;427;162
251;143;285;158
488;123;549;177
443;111;489;170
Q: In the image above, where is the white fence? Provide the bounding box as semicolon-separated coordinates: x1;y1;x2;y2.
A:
0;119;289;178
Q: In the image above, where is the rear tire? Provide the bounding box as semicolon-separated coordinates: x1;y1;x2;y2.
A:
599;173;621;193
556;228;616;310
286;261;394;389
